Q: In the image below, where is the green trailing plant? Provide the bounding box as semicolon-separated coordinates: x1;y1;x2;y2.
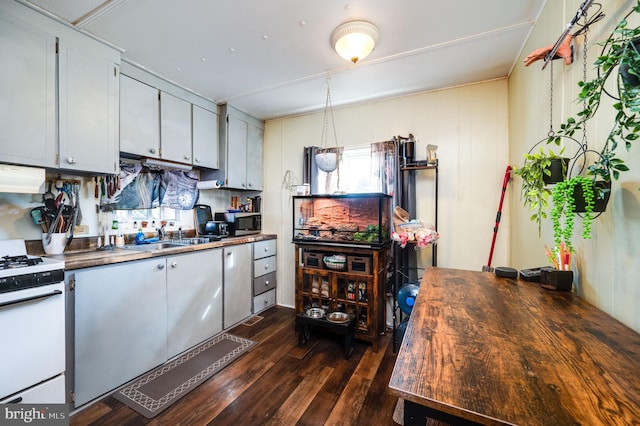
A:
513;147;567;235
550;1;640;183
551;176;595;253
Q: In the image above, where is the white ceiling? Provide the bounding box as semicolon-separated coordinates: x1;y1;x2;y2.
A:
24;0;546;121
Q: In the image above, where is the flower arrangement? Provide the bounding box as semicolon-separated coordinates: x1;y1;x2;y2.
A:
392;220;439;248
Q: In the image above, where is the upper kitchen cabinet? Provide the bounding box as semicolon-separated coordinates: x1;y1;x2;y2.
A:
0;1;120;174
192;105;219;169
160;92;192;164
58;33;120;174
120;62;219;168
119;75;161;159
0;4;56;168
203;104;264;190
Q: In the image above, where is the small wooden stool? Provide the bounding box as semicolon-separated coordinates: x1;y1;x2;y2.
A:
295;313;356;359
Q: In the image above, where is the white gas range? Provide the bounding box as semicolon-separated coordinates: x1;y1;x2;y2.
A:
0;239;66;404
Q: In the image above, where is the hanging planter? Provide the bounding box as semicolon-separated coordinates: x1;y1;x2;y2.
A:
316;149;339;172
316;76;342;174
542;157;571;185
574;180;611;213
619;37;640;87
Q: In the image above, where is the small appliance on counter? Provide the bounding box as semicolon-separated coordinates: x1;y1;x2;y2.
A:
215;211;261;236
193;204;229;237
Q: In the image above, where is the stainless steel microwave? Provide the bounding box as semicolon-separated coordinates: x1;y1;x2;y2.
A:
214;212;261;236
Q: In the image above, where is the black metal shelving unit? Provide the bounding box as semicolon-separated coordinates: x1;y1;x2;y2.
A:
392;157;438;352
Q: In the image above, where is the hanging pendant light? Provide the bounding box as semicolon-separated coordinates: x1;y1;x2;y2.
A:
316;77;340;173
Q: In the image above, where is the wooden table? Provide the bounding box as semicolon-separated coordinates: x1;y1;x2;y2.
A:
388;268;640;426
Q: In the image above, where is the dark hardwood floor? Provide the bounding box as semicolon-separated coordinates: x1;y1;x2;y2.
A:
70;306;401;426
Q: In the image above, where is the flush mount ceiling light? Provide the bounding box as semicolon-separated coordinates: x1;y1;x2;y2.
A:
330;21;379;63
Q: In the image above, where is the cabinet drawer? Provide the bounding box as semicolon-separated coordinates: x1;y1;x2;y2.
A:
253;271;276;296
254;239;276;260
254;255;276;278
253;288;275;313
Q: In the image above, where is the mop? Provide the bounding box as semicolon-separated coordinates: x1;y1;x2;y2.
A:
482;166;512;272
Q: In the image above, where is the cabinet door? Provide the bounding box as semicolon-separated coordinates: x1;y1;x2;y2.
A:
58;36;119;174
223;244;252;327
73;258;167;407
120;75;160;158
246;123;264;190
167;249;223;358
192;105;219;169
160;91;192;164
225;114;248;189
0;8;56;168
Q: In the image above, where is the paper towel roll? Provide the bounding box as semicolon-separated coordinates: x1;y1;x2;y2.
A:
196;180;224;189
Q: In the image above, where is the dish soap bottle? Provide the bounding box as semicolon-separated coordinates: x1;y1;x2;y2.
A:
135;229;145;245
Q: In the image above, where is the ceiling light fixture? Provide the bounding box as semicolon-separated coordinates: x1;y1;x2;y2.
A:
330;21;379;63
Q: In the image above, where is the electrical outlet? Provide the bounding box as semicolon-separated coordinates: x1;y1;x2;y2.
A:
74;225;89;235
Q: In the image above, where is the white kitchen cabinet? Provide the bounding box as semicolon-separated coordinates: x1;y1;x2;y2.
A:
58;34;120;174
246;122;264;190
223;244;252;328
204;104;264;190
167;249;223;358
0;1;120;173
226;114;249;189
192;104;219;169
120;74;161;159
0;5;56;168
160;91;192;164
72;258;168;407
253;239;277;313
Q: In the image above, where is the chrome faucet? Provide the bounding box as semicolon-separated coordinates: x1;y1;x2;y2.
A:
158;224;166;240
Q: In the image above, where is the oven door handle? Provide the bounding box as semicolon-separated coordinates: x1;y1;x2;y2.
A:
0;289;63;309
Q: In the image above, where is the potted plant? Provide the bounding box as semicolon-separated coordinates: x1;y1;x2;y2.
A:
550;175;597;253
550;1;640;185
513;147;568;235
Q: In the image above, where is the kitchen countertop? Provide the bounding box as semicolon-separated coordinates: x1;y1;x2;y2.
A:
34;234;277;270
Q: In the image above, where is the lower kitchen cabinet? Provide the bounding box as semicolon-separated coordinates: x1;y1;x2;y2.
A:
72;258;168;407
223;244;252;328
167;249;222;358
253;239;277;313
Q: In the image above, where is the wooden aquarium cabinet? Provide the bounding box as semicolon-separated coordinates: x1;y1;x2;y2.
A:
294;242;389;352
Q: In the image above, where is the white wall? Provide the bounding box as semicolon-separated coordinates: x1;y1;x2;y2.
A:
509;0;640;332
263;80;510;309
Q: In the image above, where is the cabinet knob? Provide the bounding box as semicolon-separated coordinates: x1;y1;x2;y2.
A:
157;263;165;270
195;157;201;162
227;251;232;256
184;155;190;160
149;148;157;154
264;264;269;270
264;247;269;252
265;280;269;286
171;261;178;268
66;157;76;164
242;183;246;188
248;183;253;188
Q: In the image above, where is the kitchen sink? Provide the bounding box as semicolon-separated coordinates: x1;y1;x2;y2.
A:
122;242;188;251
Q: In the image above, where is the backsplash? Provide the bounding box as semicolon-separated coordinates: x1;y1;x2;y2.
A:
0;172;253;243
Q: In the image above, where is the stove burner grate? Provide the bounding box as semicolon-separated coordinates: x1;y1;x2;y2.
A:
0;255;44;270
